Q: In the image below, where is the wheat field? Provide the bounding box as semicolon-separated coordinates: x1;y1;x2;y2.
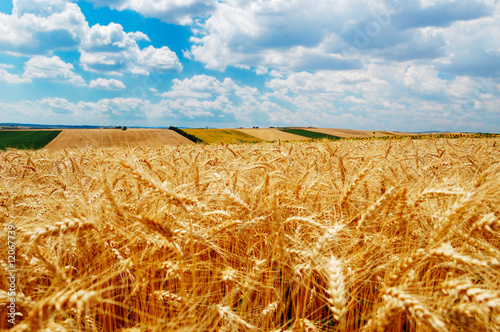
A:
44;129;194;149
1;138;499;331
182;129;264;144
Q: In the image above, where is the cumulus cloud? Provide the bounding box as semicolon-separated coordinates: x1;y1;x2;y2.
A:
153;74;296;125
89;78;125;90
85;0;217;25
1;0;499;132
0;1;181;76
392;0;491;30
159;74;233;99
186;0;497;73
343;96;365;104
80;23;182;75
24;55;86;86
435;7;500;77
402;65;448;95
266;70;374;96
183;0;378;70
157;72;495;130
0;96;168;125
137;46;183;73
2;0;496;80
82;23;136;53
263;64;500;131
188;0;349;71
0;68;32;84
128;31;150;42
2;67;499;132
0;0;88;55
12;0;68;16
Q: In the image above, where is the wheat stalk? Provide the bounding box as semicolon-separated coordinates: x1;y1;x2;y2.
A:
380;287;448;332
215;304;259;331
323;256;347;324
25;218;94;242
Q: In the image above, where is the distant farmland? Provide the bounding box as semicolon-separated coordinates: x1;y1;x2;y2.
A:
182;129;264;144
279;128;342;140
0;130;61;150
305;128;399;138
3;127;496;152
44;129;194;149
236;128;309;141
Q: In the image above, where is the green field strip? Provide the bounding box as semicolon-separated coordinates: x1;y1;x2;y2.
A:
0;130;62;150
278;128;342;140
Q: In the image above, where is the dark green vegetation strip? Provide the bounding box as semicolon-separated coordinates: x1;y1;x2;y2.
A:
169;126;203;143
0;130;61;150
279;128;342;140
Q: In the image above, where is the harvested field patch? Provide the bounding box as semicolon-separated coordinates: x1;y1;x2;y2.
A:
182;128;263;144
44;128;194;149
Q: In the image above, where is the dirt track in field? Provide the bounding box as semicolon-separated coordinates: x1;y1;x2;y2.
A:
236;128;310;141
44;129;194;149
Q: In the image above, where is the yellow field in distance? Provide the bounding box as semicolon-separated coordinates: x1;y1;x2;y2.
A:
236;128;310;141
183;128;264;144
300;127;405;138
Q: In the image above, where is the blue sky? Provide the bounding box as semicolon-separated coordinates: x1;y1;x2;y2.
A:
0;0;499;131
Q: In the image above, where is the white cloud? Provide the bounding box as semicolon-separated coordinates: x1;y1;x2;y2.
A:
1;0;499;132
436;6;500;77
128;31;150;42
89;78;125;90
160;74;231;99
343;96;365;104
85;0;217;25
80;23;182;75
266;70;374;96
185;0;388;71
185;0;496;74
2;65;499;132
0;96;165;124
392;0;491;30
13;0;68;16
137;46;183;73
0;69;32;84
38;97;74;112
0;2;181;77
0;0;88;55
402;65;447;94
24;55;86;86
82;23;137;52
254;66;268;75
261;63;500;131
154;74;294;125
